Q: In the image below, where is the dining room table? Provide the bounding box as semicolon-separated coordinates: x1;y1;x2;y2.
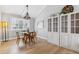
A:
22;32;36;44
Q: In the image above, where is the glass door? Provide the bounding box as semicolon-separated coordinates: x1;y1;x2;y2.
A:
52;17;59;45
48;19;52;32
70;13;79;52
60;15;69;48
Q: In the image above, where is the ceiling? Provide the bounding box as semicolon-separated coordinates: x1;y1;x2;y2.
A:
1;5;47;18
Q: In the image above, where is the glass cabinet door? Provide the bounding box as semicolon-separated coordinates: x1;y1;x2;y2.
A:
71;14;75;33
61;15;68;33
71;13;79;33
48;19;52;32
53;17;58;32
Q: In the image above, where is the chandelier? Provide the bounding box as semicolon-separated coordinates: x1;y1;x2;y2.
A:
24;5;31;20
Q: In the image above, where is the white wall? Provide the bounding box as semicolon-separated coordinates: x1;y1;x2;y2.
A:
35;5;64;39
35;5;79;40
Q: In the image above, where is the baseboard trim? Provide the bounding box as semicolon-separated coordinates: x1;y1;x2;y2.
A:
37;36;47;40
0;36;24;42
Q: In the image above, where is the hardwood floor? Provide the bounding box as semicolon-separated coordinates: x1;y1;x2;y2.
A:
0;38;78;54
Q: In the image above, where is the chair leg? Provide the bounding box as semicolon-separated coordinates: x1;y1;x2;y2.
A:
28;38;30;44
32;38;35;44
35;37;37;43
16;39;20;46
24;39;27;44
22;39;26;45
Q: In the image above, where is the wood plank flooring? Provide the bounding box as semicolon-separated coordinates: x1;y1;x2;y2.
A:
0;38;78;54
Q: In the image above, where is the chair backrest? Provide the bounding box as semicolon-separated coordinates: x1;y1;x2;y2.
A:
24;33;29;38
16;32;20;39
29;32;37;38
34;32;36;37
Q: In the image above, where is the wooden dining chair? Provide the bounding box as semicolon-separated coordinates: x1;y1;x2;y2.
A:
29;32;37;43
33;32;37;43
22;33;30;44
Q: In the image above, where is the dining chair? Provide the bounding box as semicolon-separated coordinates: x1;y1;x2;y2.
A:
33;32;37;43
29;32;37;43
22;33;30;44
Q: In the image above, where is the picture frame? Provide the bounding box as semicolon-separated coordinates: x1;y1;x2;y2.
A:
37;20;44;29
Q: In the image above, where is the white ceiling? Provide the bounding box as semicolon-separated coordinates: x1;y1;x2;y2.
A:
1;5;47;18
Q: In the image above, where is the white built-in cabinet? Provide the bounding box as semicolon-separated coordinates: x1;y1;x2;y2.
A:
48;12;79;52
60;14;70;48
48;16;59;46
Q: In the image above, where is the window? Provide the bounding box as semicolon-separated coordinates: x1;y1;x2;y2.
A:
61;15;68;33
18;20;23;29
53;17;58;32
48;19;52;32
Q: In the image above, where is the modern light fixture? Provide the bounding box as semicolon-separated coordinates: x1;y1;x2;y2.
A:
24;5;31;20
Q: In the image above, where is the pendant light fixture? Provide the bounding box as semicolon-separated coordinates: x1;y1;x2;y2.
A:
24;5;31;20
